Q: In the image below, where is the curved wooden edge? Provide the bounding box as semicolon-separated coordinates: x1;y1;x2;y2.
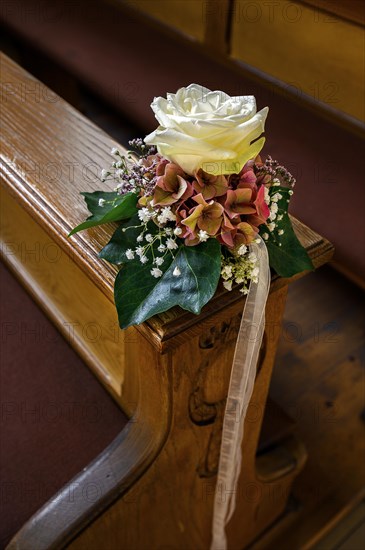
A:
6;343;172;550
6;422;159;550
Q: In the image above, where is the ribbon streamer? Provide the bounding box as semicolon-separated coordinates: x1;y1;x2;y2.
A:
211;237;270;550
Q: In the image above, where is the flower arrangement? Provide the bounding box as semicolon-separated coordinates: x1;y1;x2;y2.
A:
70;85;313;328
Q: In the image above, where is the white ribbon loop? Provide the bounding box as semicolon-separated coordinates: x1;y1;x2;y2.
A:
211;238;270;550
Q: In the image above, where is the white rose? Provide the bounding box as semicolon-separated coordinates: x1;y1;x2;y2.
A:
144;84;268;176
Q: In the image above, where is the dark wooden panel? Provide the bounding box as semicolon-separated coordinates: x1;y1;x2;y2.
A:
299;0;365;26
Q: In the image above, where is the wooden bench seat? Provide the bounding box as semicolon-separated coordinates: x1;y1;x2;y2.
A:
0;53;334;550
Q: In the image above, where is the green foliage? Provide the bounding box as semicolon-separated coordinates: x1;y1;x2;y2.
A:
114;239;222;328
69;191;138;236
263;186;313;277
98;214;157;265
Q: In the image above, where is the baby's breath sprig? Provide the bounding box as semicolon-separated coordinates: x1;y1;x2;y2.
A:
123;206;182;278
255;156;296;188
221;243;260;295
100;145;161;196
261;172;295;246
128;138;157;157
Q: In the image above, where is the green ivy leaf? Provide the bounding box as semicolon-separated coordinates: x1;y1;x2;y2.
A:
99;214;156;265
69;191;138;236
266;213;314;277
114;239;221;328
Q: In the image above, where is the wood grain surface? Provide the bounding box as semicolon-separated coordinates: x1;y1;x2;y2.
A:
231;0;365;122
0;187;138;415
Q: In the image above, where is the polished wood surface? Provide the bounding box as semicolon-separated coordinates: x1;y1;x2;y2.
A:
257;266;365;549
231;0;365;122
0;188;138;415
1;53;335;549
299;0;365;26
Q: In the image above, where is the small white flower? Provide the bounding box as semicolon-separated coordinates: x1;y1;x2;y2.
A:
100;169;108;181
271;193;282;203
137;234;144;242
138;208;152;223
277;214;283;221
157;206;177;224
154;257;164;266
272;178;281;186
157;244;166;252
235;277;244;284
269;212;277;221
151;267;163;278
267;222;276;232
98;198;106;207
173;266;181;277
163;206;176;222
221;266;233;279
270;203;278;214
111;147;119;156
140;255;148;264
135;246;144;257
198;230;209;242
252;267;259;277
240;287;249;295
115;161;123;169
288;190;294;195
237;244;247;256
166;238;178;250
145;234;153;243
264;187;270;204
262;232;269;240
165;228;173;235
248;252;257;262
223;280;233;291
174;227;182;236
278;229;284;235
126;249;134;260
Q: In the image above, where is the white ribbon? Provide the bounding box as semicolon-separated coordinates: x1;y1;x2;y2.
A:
211;237;270;550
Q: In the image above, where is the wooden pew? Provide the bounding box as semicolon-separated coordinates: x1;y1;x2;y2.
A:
0;53;334;549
